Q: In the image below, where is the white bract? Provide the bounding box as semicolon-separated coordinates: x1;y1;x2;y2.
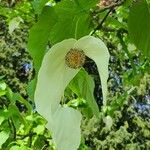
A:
34;36;109;150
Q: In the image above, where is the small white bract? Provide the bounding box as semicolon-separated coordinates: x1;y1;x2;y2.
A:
34;36;109;150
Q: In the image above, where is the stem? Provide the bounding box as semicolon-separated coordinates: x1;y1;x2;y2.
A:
1;100;16;140
28;131;33;148
8;118;16;140
91;9;112;35
41;145;48;150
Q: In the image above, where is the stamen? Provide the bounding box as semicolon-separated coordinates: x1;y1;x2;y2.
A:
65;48;86;69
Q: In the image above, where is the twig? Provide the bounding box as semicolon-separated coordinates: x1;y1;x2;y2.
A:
28;131;33;148
91;9;112;35
91;0;126;35
8;118;16;140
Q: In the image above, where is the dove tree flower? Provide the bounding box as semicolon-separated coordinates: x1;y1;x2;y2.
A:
34;36;109;150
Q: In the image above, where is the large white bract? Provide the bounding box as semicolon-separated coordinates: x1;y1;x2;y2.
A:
34;36;109;150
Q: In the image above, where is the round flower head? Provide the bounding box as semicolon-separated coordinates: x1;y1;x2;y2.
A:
65;49;86;69
34;36;109;150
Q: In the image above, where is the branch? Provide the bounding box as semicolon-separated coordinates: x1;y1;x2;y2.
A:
91;0;126;35
91;9;112;35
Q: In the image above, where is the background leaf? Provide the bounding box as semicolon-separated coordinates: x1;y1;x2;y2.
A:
27;6;57;71
8;17;23;34
128;0;150;60
0;131;9;149
32;0;49;14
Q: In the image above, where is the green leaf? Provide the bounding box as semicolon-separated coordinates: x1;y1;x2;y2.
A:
6;87;13;102
75;0;99;10
9;145;32;150
67;98;87;108
146;0;150;6
67;98;93;118
27;6;57;71
27;78;37;100
106;17;127;30
128;0;150;60
81;107;93;119
0;91;6;96
0;6;10;18
12;93;32;115
0;82;7;90
33;125;45;135
49;14;92;44
0;110;10;125
0;75;5;80
74;14;92;39
9;146;20;150
0;131;9;149
146;0;150;12
54;0;98;17
69;69;99;117
8;104;27;127
49;0;98;44
32;0;49;14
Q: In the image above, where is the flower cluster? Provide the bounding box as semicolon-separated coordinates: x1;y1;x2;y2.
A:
35;36;109;150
